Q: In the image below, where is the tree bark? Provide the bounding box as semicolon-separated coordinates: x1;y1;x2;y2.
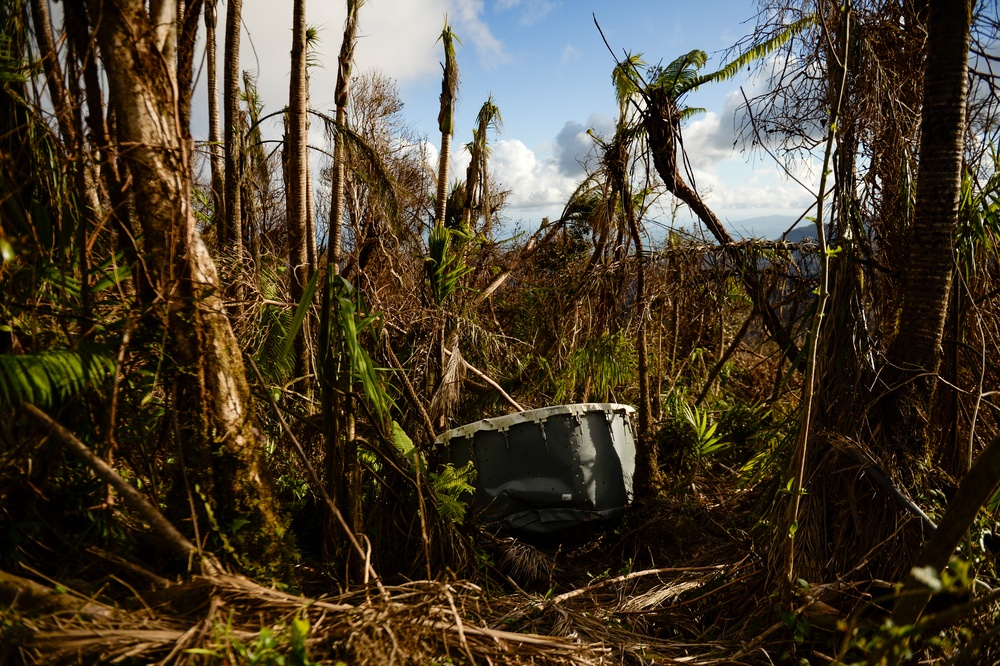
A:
287;0;309;307
322;0;363;574
222;0;243;254
29;0;79;149
882;0;971;461
90;0;290;572
205;0;225;228
285;0;311;388
888;0;970;377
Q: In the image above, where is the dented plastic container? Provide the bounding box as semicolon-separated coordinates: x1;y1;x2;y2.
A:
435;403;636;536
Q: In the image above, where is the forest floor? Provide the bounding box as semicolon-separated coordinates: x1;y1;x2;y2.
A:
2;473;866;665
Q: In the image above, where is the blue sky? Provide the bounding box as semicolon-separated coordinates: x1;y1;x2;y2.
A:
223;0;817;238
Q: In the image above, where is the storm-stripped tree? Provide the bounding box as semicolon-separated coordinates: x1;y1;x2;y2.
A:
88;0;290;570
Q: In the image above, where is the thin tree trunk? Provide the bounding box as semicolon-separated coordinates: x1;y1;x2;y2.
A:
223;0;242;254
205;0;225;227
322;0;362;575
435;131;452;227
286;0;311;389
882;0;971;462
888;0;970;378
29;0;78;148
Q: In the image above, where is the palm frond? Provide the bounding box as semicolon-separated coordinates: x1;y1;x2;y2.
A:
0;350;114;410
612;52;646;113
556;331;636;403
334;277;393;420
426;223;473;306
318;112;399;221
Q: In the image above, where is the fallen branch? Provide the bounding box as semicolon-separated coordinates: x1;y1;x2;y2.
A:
447;350;525;413
21;402;217;576
892;432;1000;627
546;565;725;606
382;329;437;443
0;569;112;617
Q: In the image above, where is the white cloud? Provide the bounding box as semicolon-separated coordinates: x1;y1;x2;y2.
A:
560;44;580;65
226;0;505;142
495;0;558;26
551;113;613;177
490;139;578;213
674;85;817;218
452;0;509;64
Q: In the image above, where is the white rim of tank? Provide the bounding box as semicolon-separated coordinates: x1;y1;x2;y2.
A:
434;402;636;445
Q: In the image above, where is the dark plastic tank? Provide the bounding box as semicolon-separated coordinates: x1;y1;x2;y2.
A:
435;403;637;537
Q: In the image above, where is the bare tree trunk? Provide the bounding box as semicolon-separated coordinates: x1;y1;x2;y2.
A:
90;0;290;572
322;0;363;576
205;0;225;228
644;91;801;372
882;0;971;461
435;132;452;227
29;0;78;148
287;0;310;386
223;0;242;255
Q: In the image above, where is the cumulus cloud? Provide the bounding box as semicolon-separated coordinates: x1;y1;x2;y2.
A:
495;0;558;25
551;113;614;177
226;0;505;138
451;0;509;65
415;138;576;222
490;139;578;212
675;82;817;218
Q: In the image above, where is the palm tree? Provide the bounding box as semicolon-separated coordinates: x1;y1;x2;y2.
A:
461;96;502;234
321;0;364;572
286;0;310;386
223;0;243;254
884;0;973;458
205;0;225;228
434;23;459;229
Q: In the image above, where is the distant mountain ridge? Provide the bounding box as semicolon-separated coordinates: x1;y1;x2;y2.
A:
727;214;814;241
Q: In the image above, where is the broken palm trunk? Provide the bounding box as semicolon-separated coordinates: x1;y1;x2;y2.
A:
436;403;636;538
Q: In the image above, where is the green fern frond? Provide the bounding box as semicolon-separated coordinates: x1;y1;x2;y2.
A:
653;49;708;96
613;52;647;111
0;350;114;410
430;461;476;522
693;15;815;91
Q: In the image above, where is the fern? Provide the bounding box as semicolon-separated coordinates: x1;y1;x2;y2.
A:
0;350;114;410
249;266;296;385
428;461;476;522
391;421;475;522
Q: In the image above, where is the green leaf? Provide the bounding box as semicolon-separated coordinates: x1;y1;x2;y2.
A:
0;350;115;410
